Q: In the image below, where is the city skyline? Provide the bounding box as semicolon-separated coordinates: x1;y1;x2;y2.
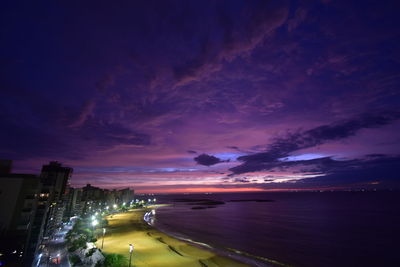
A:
1;1;400;193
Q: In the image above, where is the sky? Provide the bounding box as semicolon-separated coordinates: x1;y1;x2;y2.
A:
1;0;400;193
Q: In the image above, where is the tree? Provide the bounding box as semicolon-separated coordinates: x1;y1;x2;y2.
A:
103;253;127;267
69;235;87;252
69;255;82;266
100;219;109;228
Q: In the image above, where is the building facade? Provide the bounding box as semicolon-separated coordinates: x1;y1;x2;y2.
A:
0;162;40;266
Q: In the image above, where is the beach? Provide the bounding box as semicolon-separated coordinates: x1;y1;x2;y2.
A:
97;209;250;267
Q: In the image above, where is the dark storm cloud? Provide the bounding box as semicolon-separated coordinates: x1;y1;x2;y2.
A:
194;154;224;166
215;155;400;190
255;156;365;175
230;111;400;174
257;155;400;189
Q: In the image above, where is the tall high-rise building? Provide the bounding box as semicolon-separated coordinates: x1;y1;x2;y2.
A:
120;188;134;204
40;161;72;236
0;165;40;266
65;187;83;217
30;161;73;265
40;161;72;202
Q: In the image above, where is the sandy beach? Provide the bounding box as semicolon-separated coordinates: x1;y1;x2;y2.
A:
96;209;250;267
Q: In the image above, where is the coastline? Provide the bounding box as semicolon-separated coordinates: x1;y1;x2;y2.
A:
97;208;251;267
149;205;289;267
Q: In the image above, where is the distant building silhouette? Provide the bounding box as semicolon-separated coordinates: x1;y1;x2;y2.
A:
0;159;13;174
79;184;135;215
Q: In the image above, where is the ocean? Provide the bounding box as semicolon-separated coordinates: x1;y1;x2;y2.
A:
147;191;400;267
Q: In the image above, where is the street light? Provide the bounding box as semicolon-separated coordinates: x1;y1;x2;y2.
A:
36;253;42;267
129;244;134;267
101;228;106;249
113;204;117;209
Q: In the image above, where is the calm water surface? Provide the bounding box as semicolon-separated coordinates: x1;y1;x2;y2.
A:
150;192;400;267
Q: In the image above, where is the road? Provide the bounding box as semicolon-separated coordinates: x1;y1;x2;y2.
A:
35;219;76;267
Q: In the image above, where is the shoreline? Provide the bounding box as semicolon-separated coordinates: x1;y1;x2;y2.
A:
148;206;289;267
97;208;251;267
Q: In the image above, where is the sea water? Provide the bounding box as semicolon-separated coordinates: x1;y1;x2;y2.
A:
150;191;400;267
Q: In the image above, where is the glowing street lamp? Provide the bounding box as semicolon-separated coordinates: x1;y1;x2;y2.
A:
92;219;98;229
113;204;117;209
129;244;134;267
101;228;106;249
